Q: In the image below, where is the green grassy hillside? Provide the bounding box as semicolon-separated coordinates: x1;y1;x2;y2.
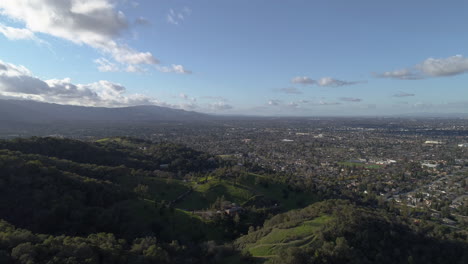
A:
176;173;317;211
236;200;468;264
247;215;332;258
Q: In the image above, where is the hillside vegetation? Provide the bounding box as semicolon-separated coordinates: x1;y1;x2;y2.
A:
0;137;319;263
0;137;466;263
236;200;468;264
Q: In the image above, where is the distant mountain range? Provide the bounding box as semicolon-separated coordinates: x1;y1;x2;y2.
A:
1;100;467;127
0;99;211;123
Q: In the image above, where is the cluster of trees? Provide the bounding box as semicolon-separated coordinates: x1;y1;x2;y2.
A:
0;137;250;263
0;220;248;264
0;148;229;241
0;149;131;236
236;200;468;264
0;137;218;174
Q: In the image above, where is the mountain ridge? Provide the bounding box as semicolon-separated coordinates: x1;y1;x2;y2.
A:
0;99;211;122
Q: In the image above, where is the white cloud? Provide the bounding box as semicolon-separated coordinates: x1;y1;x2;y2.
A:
376;55;468;80
0;0;160;71
419;55;468;77
374;69;421;80
94;58;119;72
125;64;145;73
0;24;36;41
317;77;361;87
101;42;158;65
156;64;192;74
292;76;362;87
0;59;159;107
268;99;281;106
209;101;233;111
167;7;191;25
177;93;197;103
291;76;315;85
178;102;198;110
167;9;178;25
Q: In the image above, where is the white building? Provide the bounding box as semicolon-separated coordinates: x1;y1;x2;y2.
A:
424;140;443;145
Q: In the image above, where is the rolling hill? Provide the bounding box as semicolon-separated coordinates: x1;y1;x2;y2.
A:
235;200;468;264
0;137;467;264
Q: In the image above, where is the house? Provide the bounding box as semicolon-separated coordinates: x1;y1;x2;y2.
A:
421;162;438;168
225;206;244;215
224;203;244;216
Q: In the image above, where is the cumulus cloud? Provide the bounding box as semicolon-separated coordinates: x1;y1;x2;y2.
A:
376;55;468;80
277;87;302;94
292;76;362;87
393;92;415;97
419;55;468;77
167;7;191;25
0;0;162;71
157;64;192;74
0;59;159;107
340;97;362;102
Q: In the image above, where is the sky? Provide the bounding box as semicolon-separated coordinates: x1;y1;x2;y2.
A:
1;0;468;116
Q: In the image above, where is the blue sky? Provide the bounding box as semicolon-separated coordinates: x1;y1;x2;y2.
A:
0;0;468;116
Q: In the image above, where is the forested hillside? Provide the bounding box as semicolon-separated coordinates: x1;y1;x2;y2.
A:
0;137;466;263
236;200;468;264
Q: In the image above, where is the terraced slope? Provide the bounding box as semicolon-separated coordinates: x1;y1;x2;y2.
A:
246;215;332;258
